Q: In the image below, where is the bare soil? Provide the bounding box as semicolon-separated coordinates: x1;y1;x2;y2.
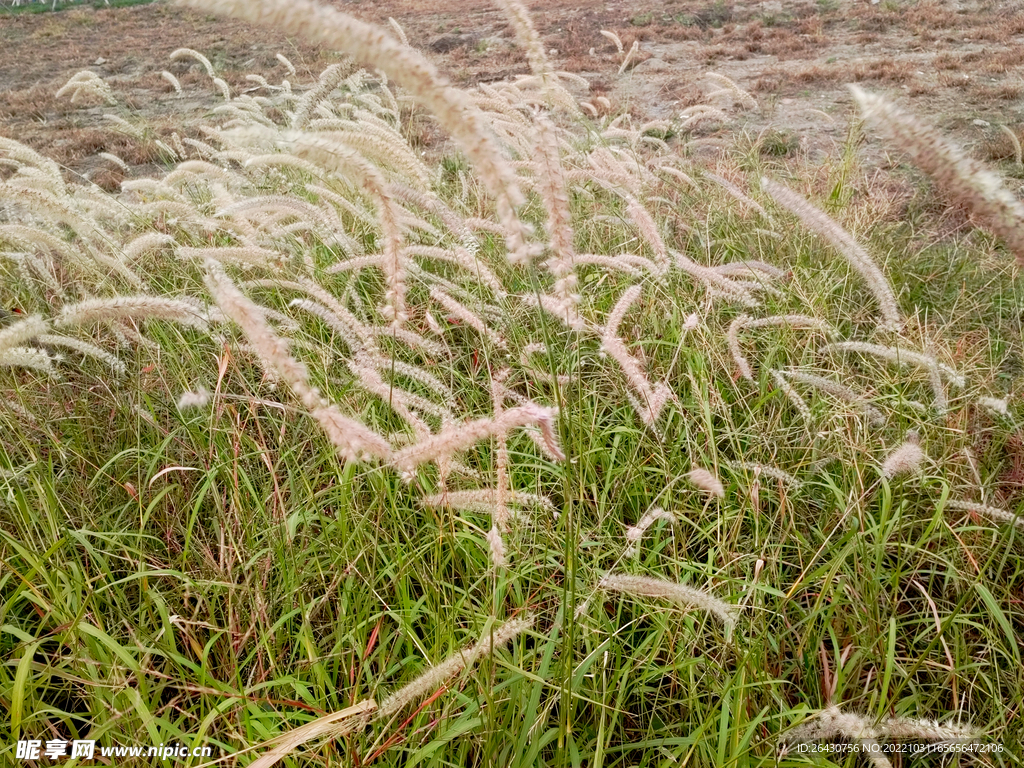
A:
1;0;1023;178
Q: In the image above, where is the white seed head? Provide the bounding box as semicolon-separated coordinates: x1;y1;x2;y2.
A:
688;467;725;498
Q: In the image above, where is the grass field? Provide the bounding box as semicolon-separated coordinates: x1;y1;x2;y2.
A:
1;1;1023;767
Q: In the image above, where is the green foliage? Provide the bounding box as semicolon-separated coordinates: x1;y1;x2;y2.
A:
2;11;1023;768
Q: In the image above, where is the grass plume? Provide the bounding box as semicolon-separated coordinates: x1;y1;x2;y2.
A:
600;573;739;639
851;85;1024;263
377;616;533;719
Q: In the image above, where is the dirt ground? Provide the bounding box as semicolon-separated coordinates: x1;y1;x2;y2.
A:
1;0;1024;179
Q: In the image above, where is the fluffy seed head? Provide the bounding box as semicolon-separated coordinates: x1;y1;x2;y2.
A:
0;315;48;355
177;387;212;410
392;402;563;475
763;178;901;331
945;499;1024;530
377;615;533;719
881;441;926;479
175;0;532;261
599;573;738;638
55;297;210;331
204;265;391;463
688;467;725;498
851;85;1024;263
625;507;676;543
977;396;1010;416
486;526;506;568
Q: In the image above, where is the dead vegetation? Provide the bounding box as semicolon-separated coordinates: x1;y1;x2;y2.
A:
2;0;1023;173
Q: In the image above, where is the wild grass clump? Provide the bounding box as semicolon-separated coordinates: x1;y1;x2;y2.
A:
1;0;1022;765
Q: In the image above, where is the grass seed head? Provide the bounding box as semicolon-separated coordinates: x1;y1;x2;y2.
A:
851;84;1024;263
881;441;926;479
687;467;725;498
